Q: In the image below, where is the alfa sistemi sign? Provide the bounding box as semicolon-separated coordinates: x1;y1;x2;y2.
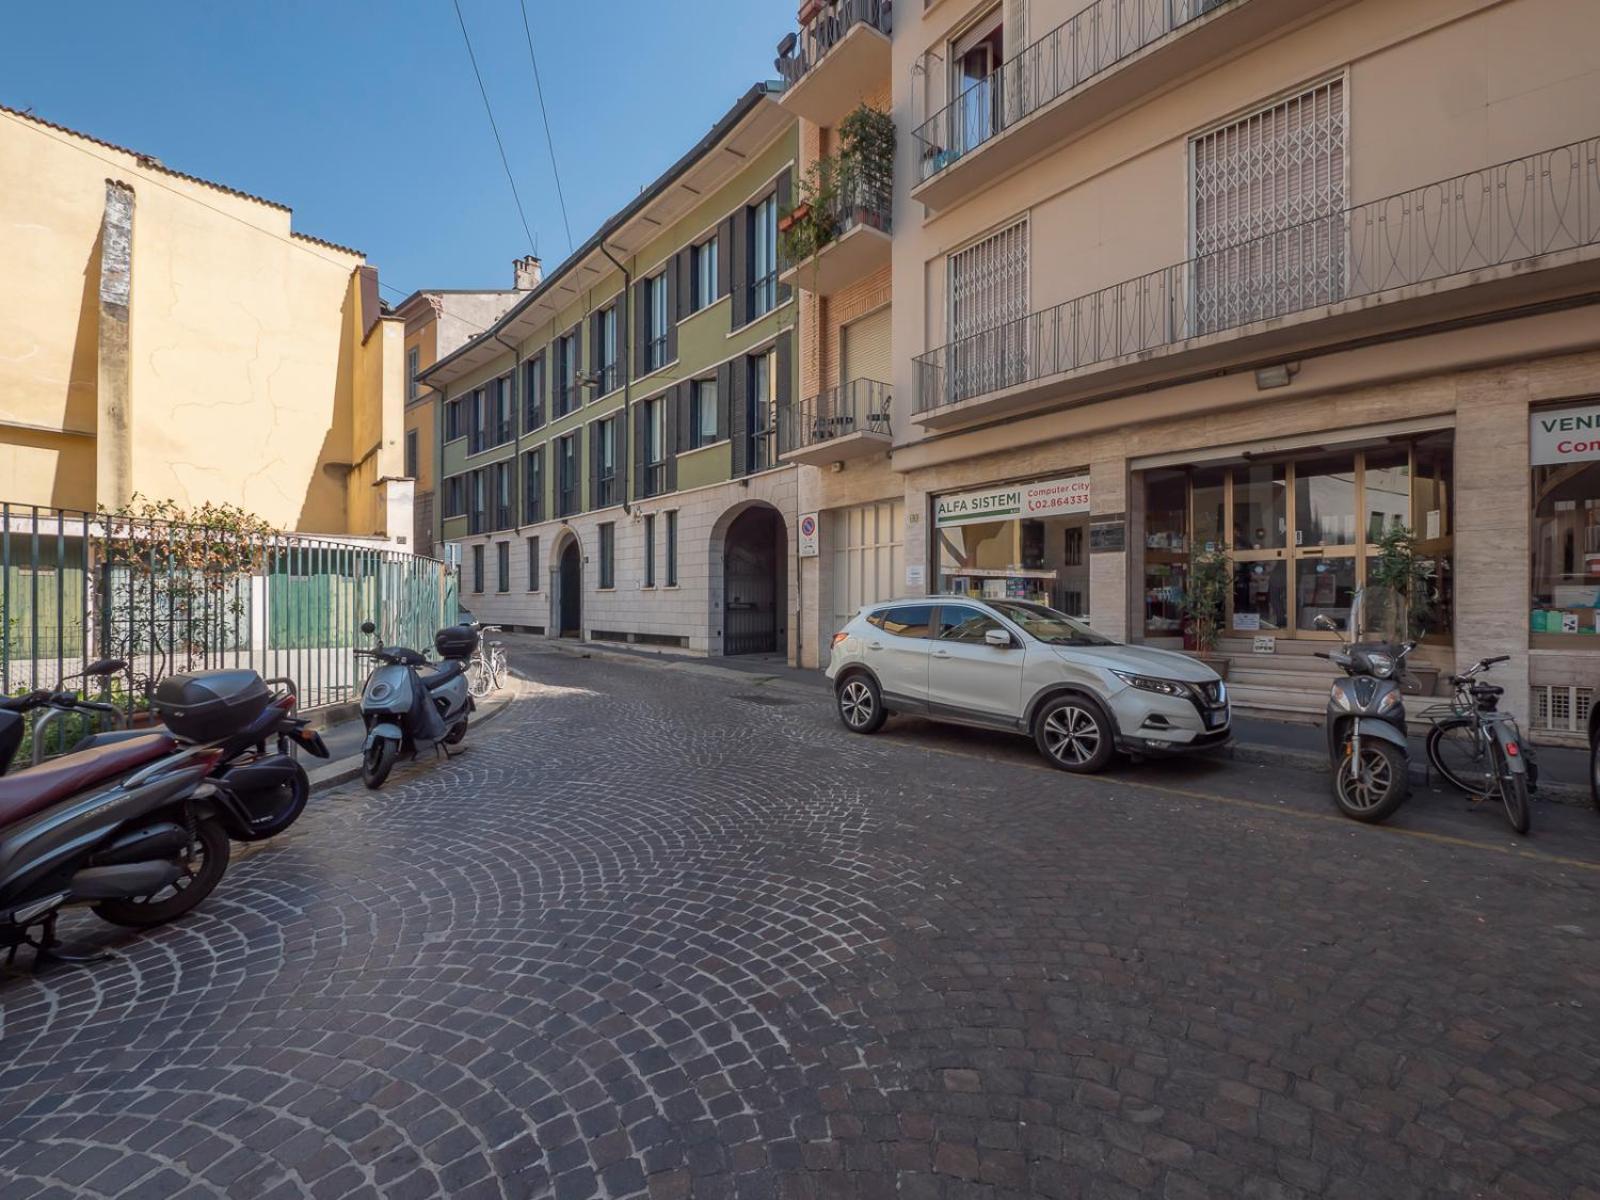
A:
1531;403;1600;466
934;475;1091;527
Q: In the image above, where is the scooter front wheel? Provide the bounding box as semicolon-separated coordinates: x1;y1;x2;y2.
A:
1333;740;1408;823
363;738;399;789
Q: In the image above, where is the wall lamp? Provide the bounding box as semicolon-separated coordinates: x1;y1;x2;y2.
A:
1254;362;1300;390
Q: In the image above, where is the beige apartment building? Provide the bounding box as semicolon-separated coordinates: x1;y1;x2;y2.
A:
773;0;1600;740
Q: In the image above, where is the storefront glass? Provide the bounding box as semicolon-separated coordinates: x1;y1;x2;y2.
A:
936;474;1092;615
1530;399;1600;640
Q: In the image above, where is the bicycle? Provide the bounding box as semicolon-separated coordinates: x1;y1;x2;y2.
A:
464;624;507;698
1420;655;1537;835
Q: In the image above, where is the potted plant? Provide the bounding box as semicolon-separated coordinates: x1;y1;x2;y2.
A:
778;156;839;268
1182;545;1232;679
1366;523;1440;695
837;103;895;230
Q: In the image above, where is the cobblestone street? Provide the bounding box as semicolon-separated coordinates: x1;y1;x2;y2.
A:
3;643;1600;1200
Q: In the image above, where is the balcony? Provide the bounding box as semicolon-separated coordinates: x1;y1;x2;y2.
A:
912;0;1337;212
780;180;892;298
914;137;1600;426
776;0;892;128
780;378;893;465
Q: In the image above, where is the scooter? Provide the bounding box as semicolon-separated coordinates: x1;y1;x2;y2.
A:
1313;590;1417;824
356;621;475;789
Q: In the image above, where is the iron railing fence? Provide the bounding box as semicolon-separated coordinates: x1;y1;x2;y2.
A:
915;136;1600;412
782;178;893;278
776;0;893;89
780;378;893;452
0;504;458;716
914;0;1230;184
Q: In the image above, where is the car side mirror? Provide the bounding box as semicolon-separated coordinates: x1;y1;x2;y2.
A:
361;620;376;635
985;629;1014;648
1313;615;1339;632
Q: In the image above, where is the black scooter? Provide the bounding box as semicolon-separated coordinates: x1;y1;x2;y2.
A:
1314;595;1416;824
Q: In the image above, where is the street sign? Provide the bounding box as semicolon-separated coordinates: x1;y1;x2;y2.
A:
798;512;819;558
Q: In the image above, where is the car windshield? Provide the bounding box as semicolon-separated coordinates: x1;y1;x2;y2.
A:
988;600;1117;646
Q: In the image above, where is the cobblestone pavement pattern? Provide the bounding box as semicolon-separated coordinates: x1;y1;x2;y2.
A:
3;643;1600;1200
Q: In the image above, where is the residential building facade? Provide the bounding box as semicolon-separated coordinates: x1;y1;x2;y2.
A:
769;0;1600;741
424;86;801;658
0;104;411;540
395;273;532;556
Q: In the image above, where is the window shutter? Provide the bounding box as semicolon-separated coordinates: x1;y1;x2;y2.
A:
775;172;794;307
666;383;684;492
729;357;748;477
590;311;603;380
676;248;692;319
729;211;748;329
716;359;733;442
634;402;647;496
589;421;600;509
665;257;680;364
675;379;692;455
717;216;734;305
631;279;646;376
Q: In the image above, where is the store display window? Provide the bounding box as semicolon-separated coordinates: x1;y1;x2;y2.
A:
935;474;1092;615
1531;399;1600;641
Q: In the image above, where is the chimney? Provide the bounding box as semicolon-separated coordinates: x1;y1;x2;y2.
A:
514;255;543;290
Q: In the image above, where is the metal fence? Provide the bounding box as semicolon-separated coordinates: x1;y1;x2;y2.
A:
1;504;458;714
913;0;1228;184
780;378;892;453
776;0;893;89
916;135;1600;411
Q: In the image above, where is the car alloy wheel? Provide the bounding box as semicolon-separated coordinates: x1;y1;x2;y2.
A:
840;680;875;728
1043;703;1101;766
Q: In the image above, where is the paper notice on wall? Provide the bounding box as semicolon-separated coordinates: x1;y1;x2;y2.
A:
1233;613;1261;631
1426;509;1441;539
1563;612;1580;633
905;565;926;590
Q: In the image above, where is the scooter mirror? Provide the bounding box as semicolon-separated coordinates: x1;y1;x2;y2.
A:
1313;614;1340;632
361;621;376;635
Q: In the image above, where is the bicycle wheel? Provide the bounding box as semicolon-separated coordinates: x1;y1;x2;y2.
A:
466;657;492;698
1426;717;1494;795
1499;763;1531;836
490;646;507;689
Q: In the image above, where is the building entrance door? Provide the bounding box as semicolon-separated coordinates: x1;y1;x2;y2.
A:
558;540;582;638
723;506;786;655
1291;453;1360;635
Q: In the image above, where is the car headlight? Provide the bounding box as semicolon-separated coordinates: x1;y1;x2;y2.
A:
1112;671;1190;698
1367;653;1395;679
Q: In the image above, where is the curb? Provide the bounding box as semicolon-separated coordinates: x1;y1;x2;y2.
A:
305;675;529;795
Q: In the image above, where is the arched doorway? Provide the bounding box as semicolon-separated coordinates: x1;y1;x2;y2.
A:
722;505;785;655
555;537;582;639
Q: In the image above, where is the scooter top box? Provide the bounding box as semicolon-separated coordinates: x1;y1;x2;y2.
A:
434;625;479;661
153;670;273;743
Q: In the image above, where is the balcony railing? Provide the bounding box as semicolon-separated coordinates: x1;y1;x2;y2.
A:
776;0;892;88
783;179;892;271
913;0;1229;185
915;136;1600;413
780;378;892;451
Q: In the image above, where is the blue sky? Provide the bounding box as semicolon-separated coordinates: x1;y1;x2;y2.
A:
3;0;792;297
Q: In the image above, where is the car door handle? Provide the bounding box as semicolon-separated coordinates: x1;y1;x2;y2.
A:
932;650;952;659
867;641;884;651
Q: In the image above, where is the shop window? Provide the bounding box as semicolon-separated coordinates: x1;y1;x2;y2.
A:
1532;402;1600;639
935;475;1092;613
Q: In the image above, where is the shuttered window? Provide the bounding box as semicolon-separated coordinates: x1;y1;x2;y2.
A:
1191;78;1346;333
841;306;892;385
948;218;1029;401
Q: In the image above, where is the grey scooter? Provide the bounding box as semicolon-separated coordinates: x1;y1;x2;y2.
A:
356;621;474;789
1313;593;1417;823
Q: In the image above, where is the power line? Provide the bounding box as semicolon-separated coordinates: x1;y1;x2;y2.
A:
518;0;574;255
452;0;537;256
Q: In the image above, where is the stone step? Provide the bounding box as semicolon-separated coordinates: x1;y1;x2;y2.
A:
1226;684;1328;722
1226;666;1340;690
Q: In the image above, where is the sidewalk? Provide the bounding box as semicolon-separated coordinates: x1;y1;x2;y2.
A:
525;636;1596;806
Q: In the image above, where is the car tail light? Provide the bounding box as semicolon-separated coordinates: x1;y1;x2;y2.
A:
831;631;849;648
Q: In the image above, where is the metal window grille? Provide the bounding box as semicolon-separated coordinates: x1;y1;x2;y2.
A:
1530;685;1593;733
948;218;1029;401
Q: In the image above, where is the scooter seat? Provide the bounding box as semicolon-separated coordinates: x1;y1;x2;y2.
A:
421;661;463;689
0;734;178;830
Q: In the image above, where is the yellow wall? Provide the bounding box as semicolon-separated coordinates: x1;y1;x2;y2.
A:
0;107;404;535
404;319;438;495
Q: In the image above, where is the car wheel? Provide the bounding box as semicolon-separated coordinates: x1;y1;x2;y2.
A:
836;674;886;734
1035;695;1115;774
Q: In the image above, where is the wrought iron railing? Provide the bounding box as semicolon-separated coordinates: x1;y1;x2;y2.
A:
913;0;1231;184
783;179;892;276
776;0;892;89
1;503;456;719
915;136;1600;413
780;378;892;452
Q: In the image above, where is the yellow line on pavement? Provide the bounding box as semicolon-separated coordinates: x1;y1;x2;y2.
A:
901;737;1600;874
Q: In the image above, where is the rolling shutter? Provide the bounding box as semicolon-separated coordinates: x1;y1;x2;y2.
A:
840;306;892;384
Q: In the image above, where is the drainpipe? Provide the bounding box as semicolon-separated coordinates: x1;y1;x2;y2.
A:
599;241;633;515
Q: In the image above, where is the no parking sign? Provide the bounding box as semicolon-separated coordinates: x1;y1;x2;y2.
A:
798;512;819;558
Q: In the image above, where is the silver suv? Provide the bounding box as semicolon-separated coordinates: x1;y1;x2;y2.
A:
826;597;1229;772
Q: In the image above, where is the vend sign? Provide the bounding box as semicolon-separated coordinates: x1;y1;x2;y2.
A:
1532;403;1600;466
934;475;1091;527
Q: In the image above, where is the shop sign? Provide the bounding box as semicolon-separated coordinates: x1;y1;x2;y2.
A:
798;513;819;558
1090;518;1126;553
1531;402;1600;465
933;475;1090;527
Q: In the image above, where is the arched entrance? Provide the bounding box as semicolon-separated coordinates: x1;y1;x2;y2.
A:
722;505;786;655
555;536;583;639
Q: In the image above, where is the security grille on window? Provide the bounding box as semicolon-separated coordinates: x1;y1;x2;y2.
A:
948;218;1029;402
691;379;718;448
751;195;778;317
1191;78;1346;335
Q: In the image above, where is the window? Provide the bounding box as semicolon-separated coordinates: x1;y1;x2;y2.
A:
524;355;546;430
598;522;615;589
557;433;581;516
691;379;718;448
597;305;619;393
948;218;1029;401
471;544;485;593
748;350;776;472
693;237;718;311
750;195;778;318
445;397;464;441
594;416;619;508
1532;404;1600;641
867;605;934;638
472;387;494;454
404;429;418;479
527;536;541;590
645;273;669;371
644;513;656;588
937;605;1007;644
523;447;544;524
468;468;487;533
406;346;421;402
496;542;510;593
665;510;678;587
442;474;466;518
494;375;513;445
493;461;512;529
556;332;578;416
